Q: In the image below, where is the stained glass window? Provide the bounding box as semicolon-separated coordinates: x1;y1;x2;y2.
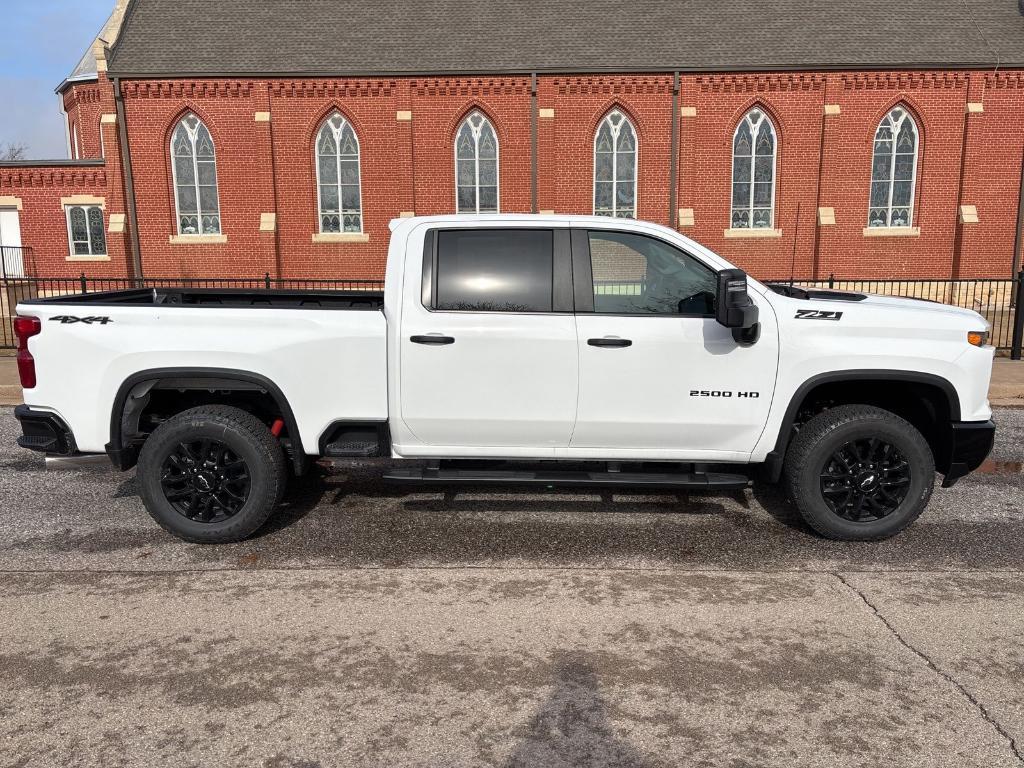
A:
316;113;363;233
455;111;499;213
65;205;106;256
731;109;777;229
170;114;221;236
594;110;637;219
868;106;918;228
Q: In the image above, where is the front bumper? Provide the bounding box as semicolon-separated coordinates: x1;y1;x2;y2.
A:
14;405;77;455
941;420;996;487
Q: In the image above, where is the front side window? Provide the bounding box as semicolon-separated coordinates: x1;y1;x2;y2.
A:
66;205;106;256
170;114;221;235
434;229;553;312
594;110;637;218
869;106;918;228
731;108;776;229
587;230;715;316
316;112;363;233
455;111;499;214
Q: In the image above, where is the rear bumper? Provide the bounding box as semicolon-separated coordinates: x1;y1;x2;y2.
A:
14;405;77;455
941;420;996;488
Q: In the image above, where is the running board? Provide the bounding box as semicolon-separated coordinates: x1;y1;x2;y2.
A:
382;467;750;490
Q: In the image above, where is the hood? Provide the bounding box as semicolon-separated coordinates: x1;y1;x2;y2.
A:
856;293;988;324
764;283;988;327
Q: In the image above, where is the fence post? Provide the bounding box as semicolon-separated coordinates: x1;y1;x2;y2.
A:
79;273;88;294
264;272;272;290
1012;269;1024;361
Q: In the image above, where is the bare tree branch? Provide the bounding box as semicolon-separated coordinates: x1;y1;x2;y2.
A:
0;142;29;161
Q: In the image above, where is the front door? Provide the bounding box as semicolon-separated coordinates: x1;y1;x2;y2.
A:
571;228;778;458
0;207;24;277
398;227;578;452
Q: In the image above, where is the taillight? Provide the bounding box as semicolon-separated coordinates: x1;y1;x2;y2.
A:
13;316;41;389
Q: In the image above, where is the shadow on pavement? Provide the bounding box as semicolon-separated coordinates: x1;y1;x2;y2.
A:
505;653;653;768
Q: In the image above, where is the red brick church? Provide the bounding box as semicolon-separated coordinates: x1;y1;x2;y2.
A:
2;0;1024;282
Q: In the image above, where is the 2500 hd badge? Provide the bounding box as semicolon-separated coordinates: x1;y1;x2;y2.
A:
690;390;761;398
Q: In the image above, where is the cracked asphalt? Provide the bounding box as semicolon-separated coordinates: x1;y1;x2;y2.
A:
0;406;1022;768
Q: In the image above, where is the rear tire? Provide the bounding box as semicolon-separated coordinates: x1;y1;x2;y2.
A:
137;405;287;543
783;404;934;541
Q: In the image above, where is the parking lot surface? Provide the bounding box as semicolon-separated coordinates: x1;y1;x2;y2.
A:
1;406;1022;767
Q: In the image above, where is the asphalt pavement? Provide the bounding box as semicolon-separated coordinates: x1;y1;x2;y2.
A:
0;406;1022;767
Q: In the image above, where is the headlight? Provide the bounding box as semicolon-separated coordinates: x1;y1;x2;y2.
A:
967;331;989;347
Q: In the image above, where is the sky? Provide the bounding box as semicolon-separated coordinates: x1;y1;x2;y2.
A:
0;0;114;159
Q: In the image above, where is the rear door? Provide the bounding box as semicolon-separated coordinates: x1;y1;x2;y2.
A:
0;206;23;277
398;227;578;451
570;228;778;458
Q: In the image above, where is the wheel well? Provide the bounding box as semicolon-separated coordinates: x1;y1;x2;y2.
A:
108;370;305;474
780;378;955;474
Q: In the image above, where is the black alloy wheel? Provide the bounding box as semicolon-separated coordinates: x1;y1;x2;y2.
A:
819;437;912;522
783;404;935;541
160;439;252;523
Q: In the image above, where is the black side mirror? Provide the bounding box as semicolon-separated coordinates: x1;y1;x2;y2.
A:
715;268;760;345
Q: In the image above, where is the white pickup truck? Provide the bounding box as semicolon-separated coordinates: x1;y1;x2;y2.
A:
13;215;995;543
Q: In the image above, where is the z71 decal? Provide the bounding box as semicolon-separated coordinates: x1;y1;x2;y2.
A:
49;316;113;325
795;309;843;321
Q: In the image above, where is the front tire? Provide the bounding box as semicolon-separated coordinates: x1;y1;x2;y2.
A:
783;404;935;541
137;405;287;543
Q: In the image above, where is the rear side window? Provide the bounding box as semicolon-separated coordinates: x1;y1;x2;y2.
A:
435;229;554;312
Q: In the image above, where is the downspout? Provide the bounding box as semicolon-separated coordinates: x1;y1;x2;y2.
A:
530;72;538;213
669;71;680;227
1013;138;1024;278
58;93;72;159
113;76;143;280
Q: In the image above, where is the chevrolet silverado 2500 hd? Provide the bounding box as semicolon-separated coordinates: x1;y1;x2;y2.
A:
13;215;996;543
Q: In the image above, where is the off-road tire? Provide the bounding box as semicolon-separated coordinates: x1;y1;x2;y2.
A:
137;405;287;543
783;404;934;541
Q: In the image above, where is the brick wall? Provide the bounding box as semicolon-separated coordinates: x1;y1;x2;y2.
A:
5;68;1024;281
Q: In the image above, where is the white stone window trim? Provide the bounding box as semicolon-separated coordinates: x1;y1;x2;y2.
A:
170;114;223;237
314;112;365;235
593;109;639;219
454;111;500;214
731;108;778;230
64;204;107;258
867;106;919;230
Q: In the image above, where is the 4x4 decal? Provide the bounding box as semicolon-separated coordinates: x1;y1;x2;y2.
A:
795;309;843;321
49;316;113;325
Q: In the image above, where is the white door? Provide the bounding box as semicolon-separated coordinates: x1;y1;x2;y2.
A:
0;208;24;277
571;228;778;458
399;227;578;452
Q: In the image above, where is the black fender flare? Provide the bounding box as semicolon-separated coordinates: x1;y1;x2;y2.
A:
762;369;961;482
106;367;304;472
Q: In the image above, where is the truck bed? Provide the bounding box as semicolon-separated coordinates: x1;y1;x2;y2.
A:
21;288;385;310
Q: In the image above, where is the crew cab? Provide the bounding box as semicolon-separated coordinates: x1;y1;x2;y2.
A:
13;215;996;543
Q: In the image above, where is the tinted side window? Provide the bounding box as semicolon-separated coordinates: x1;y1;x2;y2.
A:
435;229;554;312
588;231;716;315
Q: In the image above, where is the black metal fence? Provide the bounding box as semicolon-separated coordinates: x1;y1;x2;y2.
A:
2;271;1023;357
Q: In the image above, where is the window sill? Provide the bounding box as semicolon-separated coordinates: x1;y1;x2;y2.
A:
312;232;370;244
723;228;783;239
169;234;228;244
862;227;920;237
66;254;110;262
